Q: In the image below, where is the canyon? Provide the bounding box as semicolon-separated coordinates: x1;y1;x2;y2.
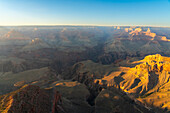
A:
0;26;170;113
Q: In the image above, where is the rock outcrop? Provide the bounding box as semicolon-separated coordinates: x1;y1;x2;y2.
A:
125;27;133;32
128;28;170;41
103;54;170;112
129;28;142;35
117;54;170;94
0;85;63;113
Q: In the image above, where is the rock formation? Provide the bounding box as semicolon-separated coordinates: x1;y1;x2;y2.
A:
129;28;142;35
127;28;170;42
125;27;133;32
107;54;170;112
144;28;156;38
0;85;62;113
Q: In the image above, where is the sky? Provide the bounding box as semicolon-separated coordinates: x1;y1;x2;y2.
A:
0;0;170;26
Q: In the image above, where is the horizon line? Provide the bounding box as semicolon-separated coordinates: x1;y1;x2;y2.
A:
0;24;170;28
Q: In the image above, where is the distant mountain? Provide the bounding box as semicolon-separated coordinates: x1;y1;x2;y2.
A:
103;27;170;58
125;27;169;41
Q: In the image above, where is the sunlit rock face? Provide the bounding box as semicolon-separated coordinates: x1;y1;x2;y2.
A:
125;28;133;32
112;54;170;111
31;38;41;44
157;36;170;41
113;26;120;29
147;28;151;33
144;28;156;38
161;36;167;41
146;29;170;42
117;26;120;29
89;54;170;112
127;28;170;42
129;28;155;37
129;28;143;36
135;28;142;32
119;54;170;94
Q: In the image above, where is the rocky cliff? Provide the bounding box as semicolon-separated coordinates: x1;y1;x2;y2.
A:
0;85;63;113
98;54;170;112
